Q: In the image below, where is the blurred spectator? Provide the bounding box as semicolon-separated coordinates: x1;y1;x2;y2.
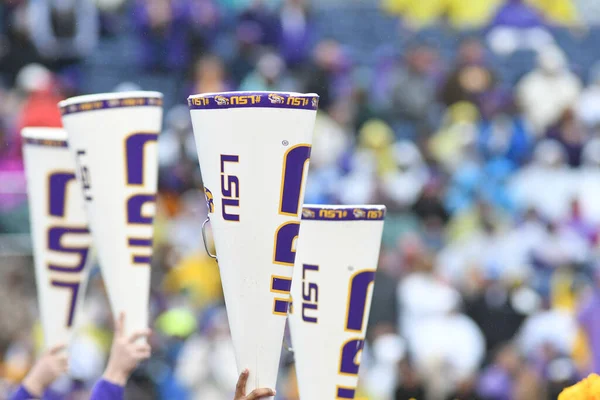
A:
238;0;279;47
240;51;296;91
508;139;576;221
578;138;600;223
529;0;580;26
0;1;41;86
95;0;129;37
28;0;99;71
386;41;439;138
576;62;600;131
478;106;533;167
303;109;350;204
0;63;62;230
362;330;405;399
15;64;64;135
174;308;237;399
132;0;194;72
574;0;600;24
381;140;429;209
490;0;546;28
487;0;555;55
380;0;446;29
397;250;461;341
302;40;347;112
517;301;578;362
429;101;479;173
394;357;426;400
546;109;588;167
411;177;450;250
158;106;198;195
368;250;401;335
516;46;582;135
445;0;502;30
439;38;498;113
578;281;600;374
477;343;545;400
464;278;529;356
277;0;313;67
337;119;395;205
229;22;262;86
410;310;485;399
382;0;501;29
188;55;231;96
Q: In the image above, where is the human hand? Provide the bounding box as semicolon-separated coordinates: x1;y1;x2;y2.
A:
22;344;68;396
102;312;152;386
234;369;276;400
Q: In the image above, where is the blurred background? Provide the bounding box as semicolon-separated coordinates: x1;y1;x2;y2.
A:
2;0;600;399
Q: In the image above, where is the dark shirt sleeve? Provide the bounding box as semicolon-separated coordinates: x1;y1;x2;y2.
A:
90;379;124;400
9;385;36;400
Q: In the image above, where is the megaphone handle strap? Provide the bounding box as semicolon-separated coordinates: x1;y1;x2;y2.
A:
201;217;217;260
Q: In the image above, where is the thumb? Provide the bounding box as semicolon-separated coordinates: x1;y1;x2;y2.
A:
48;343;67;355
115;312;125;337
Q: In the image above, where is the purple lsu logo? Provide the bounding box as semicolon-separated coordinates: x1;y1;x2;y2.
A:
204;187;215;213
47;172;91;327
353;209;366;218
336;270;376;399
268;93;285;104
214;95;229;106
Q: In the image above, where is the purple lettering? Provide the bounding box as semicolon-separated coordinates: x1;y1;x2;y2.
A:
222;198;240;221
337;387;355;399
339;339;364;375
126;133;158;185
47;227;90;273
270;144;311;315
302;264;319;278
49;173;75;217
346;271;375;332
274;299;289;314
301;264;319;323
272;277;292;292
302;303;317;323
274;222;299;265
280;145;310;215
50;280;80;327
124;132;158;266
220;155;240;221
127;194;155;224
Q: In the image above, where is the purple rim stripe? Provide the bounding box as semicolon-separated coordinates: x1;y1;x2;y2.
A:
301;206;386;221
23;138;68;148
188;92;319;110
60;97;163;116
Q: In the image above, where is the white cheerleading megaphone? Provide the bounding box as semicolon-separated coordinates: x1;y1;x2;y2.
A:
188;91;319;397
21;127;93;349
59;92;163;337
289;205;386;399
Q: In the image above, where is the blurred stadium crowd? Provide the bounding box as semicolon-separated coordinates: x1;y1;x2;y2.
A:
3;0;600;399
